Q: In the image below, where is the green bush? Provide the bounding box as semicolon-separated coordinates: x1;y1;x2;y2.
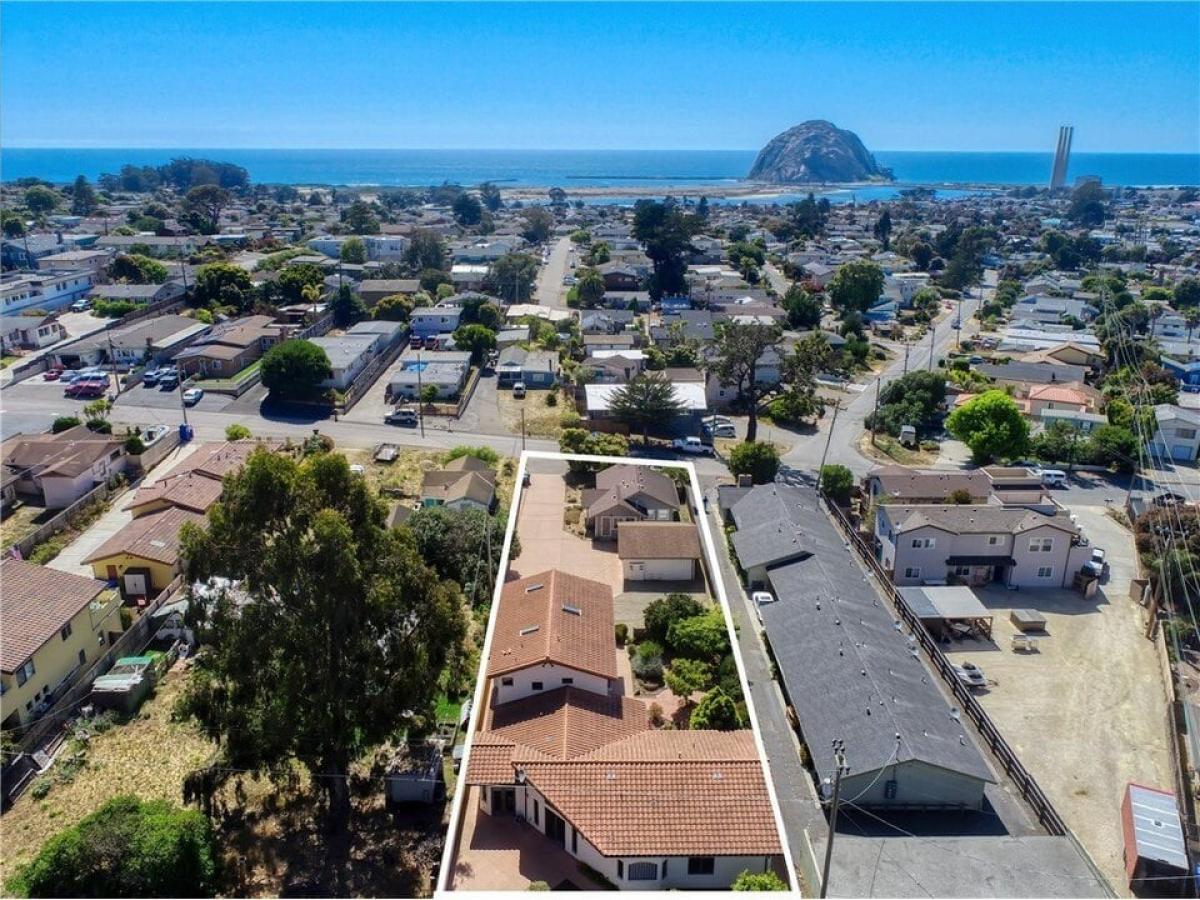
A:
544;391;558;407
86;419;113;434
666;609;730;662
819;464;854;505
5;795;217;898
643;593;705;644
28;535;68;565
614;623;628;645
732;870;789;891
444;445;499;465
51;416;81;433
224;424;252;441
728;441;780;485
123;434;146;455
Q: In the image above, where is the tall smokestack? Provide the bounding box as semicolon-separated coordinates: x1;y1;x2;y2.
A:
1050;126;1074;189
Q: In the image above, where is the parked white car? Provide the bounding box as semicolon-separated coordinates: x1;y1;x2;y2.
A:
672;437;713;455
1037;468;1068;488
181;387;204;406
751;591;776;606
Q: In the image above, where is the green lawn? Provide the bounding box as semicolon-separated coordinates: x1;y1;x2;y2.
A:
435;694;463;724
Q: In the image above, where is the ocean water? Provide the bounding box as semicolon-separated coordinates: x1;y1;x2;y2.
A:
2;147;1197;191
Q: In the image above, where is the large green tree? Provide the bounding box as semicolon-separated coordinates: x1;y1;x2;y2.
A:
827;259;885;317
183;184;231;233
22;184;59;218
484;253;538;303
260;339;332;401
710;322;782;442
339;236;367;264
452;323;497;363
193;262;253;311
607;372;685;442
107;253;168;285
403;229;446;272
631;199;701;300
178;451;466;833
404;505;512;603
574;267;606;308
946;389;1030;463
70;175;98;216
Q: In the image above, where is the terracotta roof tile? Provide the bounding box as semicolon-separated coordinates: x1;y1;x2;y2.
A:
127;471;224;515
0;559;108;672
483;687;649;760
521;753;782;856
487;571;617;681
83;506;205;566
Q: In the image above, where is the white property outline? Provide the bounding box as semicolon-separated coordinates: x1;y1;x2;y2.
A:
436;450;800;895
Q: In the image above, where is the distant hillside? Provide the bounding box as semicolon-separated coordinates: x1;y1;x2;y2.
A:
748;120;893;184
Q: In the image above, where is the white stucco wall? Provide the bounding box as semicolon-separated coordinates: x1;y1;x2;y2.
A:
840;759;988;811
492;663;610;705
622;558;695;581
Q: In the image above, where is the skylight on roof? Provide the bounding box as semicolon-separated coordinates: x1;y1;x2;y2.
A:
519;625;540;636
525;583;544;593
561;604;581;616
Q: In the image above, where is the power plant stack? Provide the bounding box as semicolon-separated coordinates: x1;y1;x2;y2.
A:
1050;125;1074;189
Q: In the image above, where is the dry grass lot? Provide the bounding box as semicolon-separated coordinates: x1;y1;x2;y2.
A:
943;505;1171;896
496;387;570;439
342;447;516;512
0;502;54;549
0;667;448;897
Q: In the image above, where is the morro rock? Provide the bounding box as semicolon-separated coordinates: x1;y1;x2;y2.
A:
748;120;893;184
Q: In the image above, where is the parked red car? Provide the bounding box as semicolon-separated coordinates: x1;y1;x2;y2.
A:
42;368;62;381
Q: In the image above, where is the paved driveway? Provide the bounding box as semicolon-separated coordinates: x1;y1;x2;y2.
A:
508;463;620;585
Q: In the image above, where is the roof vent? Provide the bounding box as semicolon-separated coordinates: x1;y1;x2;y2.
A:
519;625;540;636
949;707;961;721
561;604;582;616
525;583;544;593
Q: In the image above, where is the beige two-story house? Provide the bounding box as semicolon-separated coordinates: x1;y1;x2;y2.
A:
876;504;1094;589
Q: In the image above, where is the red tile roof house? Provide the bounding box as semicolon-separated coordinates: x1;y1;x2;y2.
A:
462;569;784;889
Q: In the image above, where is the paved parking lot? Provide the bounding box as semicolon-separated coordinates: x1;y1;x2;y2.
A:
943;504;1172;894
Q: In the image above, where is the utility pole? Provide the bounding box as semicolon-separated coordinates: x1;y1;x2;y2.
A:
902;338;910;375
956;294;964;349
106;328;120;398
870;378;881;447
175;362;189;427
819;740;850;900
818;402;841;478
926;322;935;371
521;408;527;451
416;350;425;439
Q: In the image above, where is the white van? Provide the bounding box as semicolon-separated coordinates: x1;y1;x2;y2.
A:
1039;469;1068;488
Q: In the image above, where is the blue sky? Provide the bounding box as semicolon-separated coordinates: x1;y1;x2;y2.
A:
2;2;1197;152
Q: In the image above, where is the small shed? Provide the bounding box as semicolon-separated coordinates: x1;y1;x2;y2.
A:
385;742;445;805
1121;783;1189;890
898;585;994;640
90;657;156;714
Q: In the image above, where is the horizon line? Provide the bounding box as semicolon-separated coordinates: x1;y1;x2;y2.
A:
4;145;1198;156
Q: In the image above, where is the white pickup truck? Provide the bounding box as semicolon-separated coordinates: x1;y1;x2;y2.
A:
672;436;713;455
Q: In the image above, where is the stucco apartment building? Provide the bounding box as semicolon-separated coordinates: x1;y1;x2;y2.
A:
462;568;784;890
0;559;124;729
876;504;1094;589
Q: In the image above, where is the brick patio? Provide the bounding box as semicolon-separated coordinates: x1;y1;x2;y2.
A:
449;787;603;891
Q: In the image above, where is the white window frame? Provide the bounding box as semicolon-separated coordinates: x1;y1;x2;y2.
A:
1029;537;1053;552
1037;566;1053;579
903;566;922;579
988;535;1000;546
911;537;936;549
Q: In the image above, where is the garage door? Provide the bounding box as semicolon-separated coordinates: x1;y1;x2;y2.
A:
1172;445;1194;461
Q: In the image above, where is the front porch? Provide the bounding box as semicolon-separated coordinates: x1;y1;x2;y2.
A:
450;786;603;891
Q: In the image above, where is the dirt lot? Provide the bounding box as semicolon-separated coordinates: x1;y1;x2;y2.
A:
0;665;448;897
0;501;55;549
943;504;1172;895
496;386;570;439
342;446;516;513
